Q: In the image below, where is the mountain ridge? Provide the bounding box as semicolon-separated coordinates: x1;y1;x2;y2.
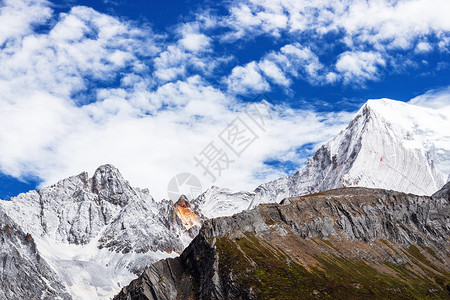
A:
193;99;449;219
0;99;449;299
115;185;450;299
0;164;203;300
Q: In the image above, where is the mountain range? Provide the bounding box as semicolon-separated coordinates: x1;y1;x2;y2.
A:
0;99;449;299
193;99;450;218
0;165;201;299
116;185;450;299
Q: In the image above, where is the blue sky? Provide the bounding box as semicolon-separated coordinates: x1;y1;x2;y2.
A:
0;0;449;199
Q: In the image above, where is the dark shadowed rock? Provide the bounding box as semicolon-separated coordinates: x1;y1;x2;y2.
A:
115;187;450;300
433;181;450;201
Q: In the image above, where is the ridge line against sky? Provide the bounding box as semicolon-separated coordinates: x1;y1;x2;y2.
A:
0;0;449;200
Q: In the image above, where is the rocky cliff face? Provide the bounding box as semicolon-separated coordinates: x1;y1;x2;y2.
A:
194;99;450;218
0;210;71;300
2;99;449;299
0;164;202;300
433;181;450;201
115;186;450;300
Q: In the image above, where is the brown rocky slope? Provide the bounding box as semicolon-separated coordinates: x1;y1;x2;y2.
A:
115;186;450;300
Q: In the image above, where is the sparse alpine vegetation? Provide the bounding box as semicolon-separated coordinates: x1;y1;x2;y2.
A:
115;187;450;300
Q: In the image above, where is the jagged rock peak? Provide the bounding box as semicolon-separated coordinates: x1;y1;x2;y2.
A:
0;163;203;299
174;195;201;231
175;195;190;208
0;209;71;299
92;164;126;190
114;187;450;300
91;164;134;206
432;181;450;200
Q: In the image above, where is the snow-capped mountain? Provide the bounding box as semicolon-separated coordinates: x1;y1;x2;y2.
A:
194;99;450;218
0;210;72;300
115;185;450;300
0;165;202;300
191;186;255;219
1;98;448;299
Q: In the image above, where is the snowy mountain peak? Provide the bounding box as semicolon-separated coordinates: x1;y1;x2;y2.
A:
0;165;204;300
194;99;450;219
291;98;447;194
173;195;201;230
175;194;189;206
92;164;124;182
0;210;71;299
91;164;136;206
191;186;256;219
364;98;404;109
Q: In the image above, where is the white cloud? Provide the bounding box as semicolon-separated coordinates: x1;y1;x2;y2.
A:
409;86;450;111
0;4;159;102
179;33;211;52
226;43;329;92
153;24;216;83
152;18;217;82
325;72;339;84
278;44;325;82
0;0;354;201
226;61;270;94
336;51;385;84
223;0;450;50
337;0;450;50
221;0;450;85
415;41;432;53
0;91;83;177
0;0;51;45
258;59;291;87
153;45;188;82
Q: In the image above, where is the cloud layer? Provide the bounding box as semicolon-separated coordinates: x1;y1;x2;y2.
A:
0;0;449;199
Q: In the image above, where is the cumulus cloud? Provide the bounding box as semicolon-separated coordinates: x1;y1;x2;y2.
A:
226;43;329;92
258;59;291;87
1;0;449;200
409;86;450;110
152;21;216;83
220;0;450;84
0;0;51;45
336;51;386;84
415;41;433;53
226;61;270;94
0;4;159;104
179;33;211;52
278;44;325;82
222;0;450;50
0;0;354;200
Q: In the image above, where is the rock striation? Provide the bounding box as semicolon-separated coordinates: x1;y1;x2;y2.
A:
0;210;71;300
116;186;450;300
0;164;202;300
194;99;450;218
